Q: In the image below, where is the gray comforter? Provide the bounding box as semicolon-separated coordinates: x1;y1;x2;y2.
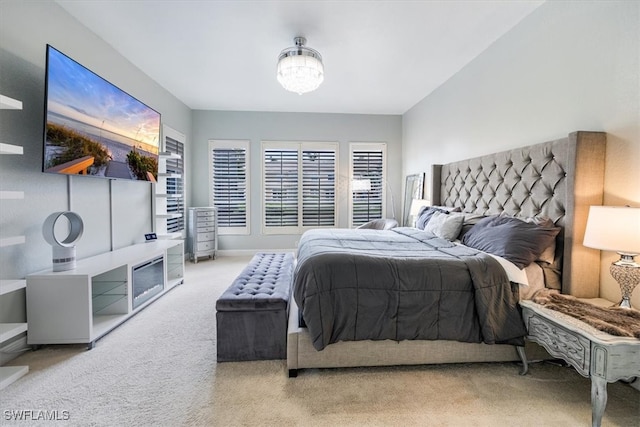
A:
293;228;526;351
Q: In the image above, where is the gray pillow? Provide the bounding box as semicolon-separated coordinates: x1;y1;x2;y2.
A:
461;215;561;269
415;206;461;230
458;213;486;240
500;213;558;264
415;206;449;230
423;211;464;241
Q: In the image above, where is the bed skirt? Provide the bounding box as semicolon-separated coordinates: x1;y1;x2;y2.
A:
287;298;548;375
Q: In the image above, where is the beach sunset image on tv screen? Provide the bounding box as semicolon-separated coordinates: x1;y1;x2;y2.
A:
43;45;160;181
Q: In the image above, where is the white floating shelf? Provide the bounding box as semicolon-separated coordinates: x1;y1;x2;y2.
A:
0;236;25;247
157;173;182;179
0;191;24;200
0;280;26;296
0;95;22;110
156;213;183;219
0;366;29;390
0;323;28;343
0;143;23;155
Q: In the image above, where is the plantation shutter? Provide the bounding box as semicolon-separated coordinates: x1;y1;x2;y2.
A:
262;142;337;233
351;146;385;227
302;150;336;227
264;148;299;228
209;140;250;234
164;136;184;233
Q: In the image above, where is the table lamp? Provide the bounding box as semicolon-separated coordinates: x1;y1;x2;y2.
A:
583;206;640;309
409;199;431;227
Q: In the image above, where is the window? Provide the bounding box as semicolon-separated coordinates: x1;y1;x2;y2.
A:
164;134;185;234
209;140;250;235
349;143;387;228
262;141;337;234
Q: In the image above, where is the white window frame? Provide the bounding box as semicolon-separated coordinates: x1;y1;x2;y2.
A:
208;139;250;235
262;141;338;235
348;142;387;229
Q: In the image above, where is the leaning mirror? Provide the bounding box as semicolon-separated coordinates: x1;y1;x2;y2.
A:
403;174;424;227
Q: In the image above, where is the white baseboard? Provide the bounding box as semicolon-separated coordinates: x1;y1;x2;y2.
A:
0;335;28;365
216;249;296;257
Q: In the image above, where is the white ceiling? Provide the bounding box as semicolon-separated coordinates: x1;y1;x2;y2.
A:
56;0;544;115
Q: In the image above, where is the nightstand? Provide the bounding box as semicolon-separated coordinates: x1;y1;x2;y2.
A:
520;299;640;427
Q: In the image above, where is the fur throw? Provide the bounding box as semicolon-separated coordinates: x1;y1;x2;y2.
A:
531;290;640;339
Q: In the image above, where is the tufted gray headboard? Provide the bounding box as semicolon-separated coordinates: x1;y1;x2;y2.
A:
430;131;606;297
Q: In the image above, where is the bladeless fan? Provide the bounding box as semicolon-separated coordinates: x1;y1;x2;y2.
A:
42;211;84;272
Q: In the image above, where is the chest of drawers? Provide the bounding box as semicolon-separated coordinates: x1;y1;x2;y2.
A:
187;207;218;263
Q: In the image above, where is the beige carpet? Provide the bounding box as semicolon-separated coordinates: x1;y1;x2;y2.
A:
1;256;638;426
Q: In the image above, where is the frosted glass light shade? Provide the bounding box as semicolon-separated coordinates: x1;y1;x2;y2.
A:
583;206;640;254
277;37;324;95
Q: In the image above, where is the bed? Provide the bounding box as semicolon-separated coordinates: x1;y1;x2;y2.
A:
287;131;606;376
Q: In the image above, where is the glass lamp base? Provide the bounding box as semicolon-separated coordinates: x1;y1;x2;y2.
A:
619;297;632;309
610;258;640;310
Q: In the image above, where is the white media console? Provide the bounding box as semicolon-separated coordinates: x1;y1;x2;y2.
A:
26;240;184;349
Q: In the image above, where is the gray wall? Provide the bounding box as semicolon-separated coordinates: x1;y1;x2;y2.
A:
0;1;191;327
402;0;640;306
191;110;402;251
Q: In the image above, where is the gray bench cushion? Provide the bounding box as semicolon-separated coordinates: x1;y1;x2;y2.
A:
216;252;293;311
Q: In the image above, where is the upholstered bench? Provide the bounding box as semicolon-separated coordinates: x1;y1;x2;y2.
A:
216;252;294;361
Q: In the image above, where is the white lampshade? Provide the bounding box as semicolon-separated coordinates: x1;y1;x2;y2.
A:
407;199;431;227
583;206;640;254
410;199;431;216
277;37;324;95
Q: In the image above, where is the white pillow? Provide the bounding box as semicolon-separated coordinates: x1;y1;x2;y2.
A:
423;211;464;241
485;252;530;287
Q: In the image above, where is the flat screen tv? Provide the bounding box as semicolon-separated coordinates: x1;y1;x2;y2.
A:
43;45;160;181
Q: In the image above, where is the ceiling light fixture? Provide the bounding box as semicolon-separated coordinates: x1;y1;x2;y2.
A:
277;36;324;95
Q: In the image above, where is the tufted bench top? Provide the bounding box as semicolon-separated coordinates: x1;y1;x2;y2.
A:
216;252;294;312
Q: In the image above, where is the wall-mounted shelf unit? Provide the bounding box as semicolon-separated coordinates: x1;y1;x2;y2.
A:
0;280;26;295
155;128;185;240
0;93;28;390
157;173;181;179
158;151;180;159
0;236;26;247
0;366;29;390
0;94;22;110
0;191;24;200
0;324;28;343
0;143;23;155
156;213;183;219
